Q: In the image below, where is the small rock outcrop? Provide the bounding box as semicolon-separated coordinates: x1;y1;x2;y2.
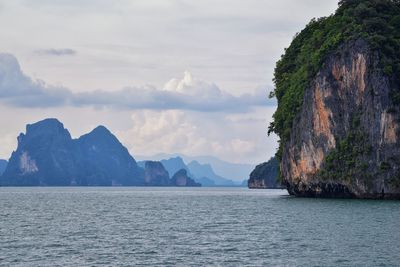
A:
171;169;201;187
160;156;233;186
144;161;170;186
248;157;280;189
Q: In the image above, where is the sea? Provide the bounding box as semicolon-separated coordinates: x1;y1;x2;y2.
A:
1;187;399;266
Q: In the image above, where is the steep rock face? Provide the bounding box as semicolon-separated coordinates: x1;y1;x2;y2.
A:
1;119;144;186
76;126;144;186
0;159;8;176
1;119;77;185
282;40;400;199
143;161;170;186
248;157;280;189
171;169;201;187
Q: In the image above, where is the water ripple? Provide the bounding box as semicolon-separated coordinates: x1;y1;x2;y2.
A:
0;187;400;266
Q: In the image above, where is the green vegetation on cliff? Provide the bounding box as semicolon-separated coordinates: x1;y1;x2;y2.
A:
318;114;373;185
269;0;400;160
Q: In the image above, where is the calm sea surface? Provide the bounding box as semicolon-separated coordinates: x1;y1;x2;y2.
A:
1;187;399;266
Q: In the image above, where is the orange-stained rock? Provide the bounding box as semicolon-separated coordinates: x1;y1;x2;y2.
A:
281;39;400;199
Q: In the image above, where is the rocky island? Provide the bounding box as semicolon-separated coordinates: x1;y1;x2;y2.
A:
0;118;201;187
1;119;145;186
170;169;201;187
248;157;281;189
142;160;200;186
268;0;400;199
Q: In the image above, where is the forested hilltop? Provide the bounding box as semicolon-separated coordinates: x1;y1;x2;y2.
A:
269;0;400;198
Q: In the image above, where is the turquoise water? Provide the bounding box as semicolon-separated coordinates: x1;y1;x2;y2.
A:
0;187;399;266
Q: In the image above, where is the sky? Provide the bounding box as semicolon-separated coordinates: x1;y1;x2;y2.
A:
0;0;339;164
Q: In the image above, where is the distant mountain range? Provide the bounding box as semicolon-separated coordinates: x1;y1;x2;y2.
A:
139;156;245;186
0;118;255;187
187;160;235;186
137;153;254;183
139;156;237;186
160;157;192;179
0;119;199;187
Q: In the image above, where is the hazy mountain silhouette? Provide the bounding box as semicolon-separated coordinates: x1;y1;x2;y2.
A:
0;159;7;176
139;153;254;182
0;119;144;186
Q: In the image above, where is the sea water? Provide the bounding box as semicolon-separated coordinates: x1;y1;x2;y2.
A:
1;187;399;266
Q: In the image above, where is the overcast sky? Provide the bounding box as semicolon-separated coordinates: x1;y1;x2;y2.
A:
0;0;338;164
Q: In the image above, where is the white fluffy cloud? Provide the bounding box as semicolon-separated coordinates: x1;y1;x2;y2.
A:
164;71;222;97
116;108;277;164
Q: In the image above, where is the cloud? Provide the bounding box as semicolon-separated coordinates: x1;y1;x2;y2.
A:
117;109;268;163
35;48;77;56
0;53;275;112
0;53;71;107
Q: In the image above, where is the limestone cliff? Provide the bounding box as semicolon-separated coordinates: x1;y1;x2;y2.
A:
269;0;400;199
282;39;400;198
1;119;77;186
144;161;170;186
76;125;144;186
